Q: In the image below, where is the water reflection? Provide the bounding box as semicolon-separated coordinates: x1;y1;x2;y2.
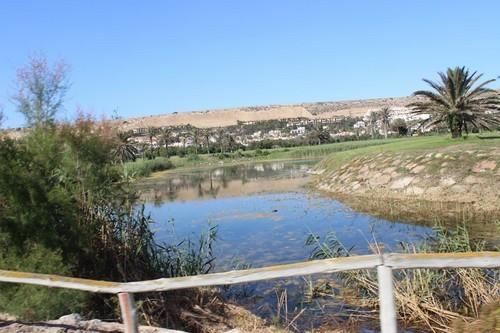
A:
137;160;317;203
146;191;430;270
140;159;431;269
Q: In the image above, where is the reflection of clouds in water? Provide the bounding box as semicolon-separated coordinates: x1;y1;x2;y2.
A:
212;168;224;177
270;162;284;171
253;164;265;172
138;159;318;202
171;178;183;185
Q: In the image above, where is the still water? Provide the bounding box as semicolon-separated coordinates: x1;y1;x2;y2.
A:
138;160;431;329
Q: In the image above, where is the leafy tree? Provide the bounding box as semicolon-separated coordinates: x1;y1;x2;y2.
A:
11;55;70;127
410;67;500;138
378;106;391;139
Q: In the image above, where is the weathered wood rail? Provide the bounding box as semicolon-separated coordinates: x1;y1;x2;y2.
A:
1;252;499;333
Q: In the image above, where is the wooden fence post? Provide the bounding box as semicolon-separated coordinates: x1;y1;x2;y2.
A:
377;265;397;333
118;292;139;333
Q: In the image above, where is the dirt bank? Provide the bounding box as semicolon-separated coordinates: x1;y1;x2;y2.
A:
0;306;286;333
314;145;500;212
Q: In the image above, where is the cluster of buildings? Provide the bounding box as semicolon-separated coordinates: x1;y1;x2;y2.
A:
125;107;429;149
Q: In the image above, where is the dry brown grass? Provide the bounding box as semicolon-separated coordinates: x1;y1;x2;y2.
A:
338;242;498;332
305;218;499;332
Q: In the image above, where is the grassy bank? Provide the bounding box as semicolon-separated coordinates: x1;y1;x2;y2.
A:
317;132;500;172
123;157;174;177
129;138;405;176
126;133;500;178
169;138;405;169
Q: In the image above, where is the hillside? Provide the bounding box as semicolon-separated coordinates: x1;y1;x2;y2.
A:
114;95;421;131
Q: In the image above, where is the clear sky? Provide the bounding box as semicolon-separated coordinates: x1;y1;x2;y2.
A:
1;0;500;128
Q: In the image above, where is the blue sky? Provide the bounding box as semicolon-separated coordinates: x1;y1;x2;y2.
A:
1;1;500;128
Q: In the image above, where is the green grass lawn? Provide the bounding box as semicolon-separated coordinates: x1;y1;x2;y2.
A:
162;137;404;171
318;132;500;171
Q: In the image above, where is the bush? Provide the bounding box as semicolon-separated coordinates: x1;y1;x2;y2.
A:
0;237;87;320
0;123;205;324
217;152;231;159
254;149;270;157
186;154;200;162
124;157;174;177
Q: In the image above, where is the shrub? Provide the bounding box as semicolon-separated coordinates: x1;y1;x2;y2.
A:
0;237;87;320
186;154;200;162
124;157;174;177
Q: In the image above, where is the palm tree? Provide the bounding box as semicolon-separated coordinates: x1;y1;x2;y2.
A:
216;127;225;153
368;111;379;139
202;128;213;155
188;127;201;154
409;67;500;138
158;127;173;157
307;124;329;145
146;127;157;147
391;118;408;136
113;131;138;163
378;107;391;139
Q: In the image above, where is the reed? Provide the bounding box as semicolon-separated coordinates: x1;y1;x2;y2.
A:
123;157;174;177
306;224;500;332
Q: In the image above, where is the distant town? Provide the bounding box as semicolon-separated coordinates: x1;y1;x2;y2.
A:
122;102;431;155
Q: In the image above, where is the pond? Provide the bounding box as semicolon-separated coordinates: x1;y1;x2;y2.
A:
138;160;432;330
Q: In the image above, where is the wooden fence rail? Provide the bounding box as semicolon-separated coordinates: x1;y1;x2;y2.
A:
1;252;499;333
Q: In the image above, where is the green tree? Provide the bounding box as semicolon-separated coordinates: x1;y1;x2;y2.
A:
410;67;500;138
368;111;379;139
391;118;409;136
158;127;173;157
0;104;4;127
215;127;225;153
11;55;70;127
202;128;213;154
113;131;138;162
147;126;158;146
378;106;391;139
189;127;201;154
307;124;330;145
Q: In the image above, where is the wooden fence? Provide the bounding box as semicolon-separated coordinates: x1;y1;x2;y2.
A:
0;252;499;333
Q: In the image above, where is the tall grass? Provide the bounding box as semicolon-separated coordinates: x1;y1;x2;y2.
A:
124;157;174;177
287;139;399;159
306;224;499;332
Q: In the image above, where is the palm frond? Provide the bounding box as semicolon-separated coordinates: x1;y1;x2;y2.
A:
408;67;500;136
